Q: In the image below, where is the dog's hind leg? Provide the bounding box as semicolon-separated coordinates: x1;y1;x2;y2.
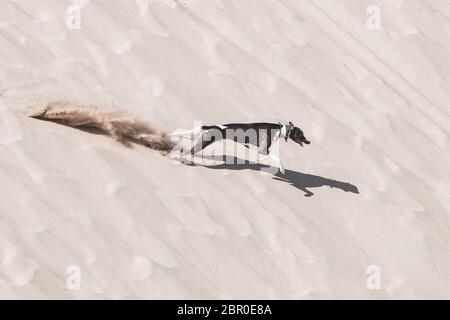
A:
177;130;204;157
189;129;223;155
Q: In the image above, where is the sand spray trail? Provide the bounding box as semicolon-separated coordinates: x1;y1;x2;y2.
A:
26;101;176;154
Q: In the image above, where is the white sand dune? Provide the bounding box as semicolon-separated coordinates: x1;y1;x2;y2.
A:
0;0;449;299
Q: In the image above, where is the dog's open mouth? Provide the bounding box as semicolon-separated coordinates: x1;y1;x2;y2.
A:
298;140;310;147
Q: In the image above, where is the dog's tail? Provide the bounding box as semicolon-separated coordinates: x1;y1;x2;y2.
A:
168;126;204;137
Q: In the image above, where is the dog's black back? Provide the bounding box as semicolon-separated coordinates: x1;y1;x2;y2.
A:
194;122;282;155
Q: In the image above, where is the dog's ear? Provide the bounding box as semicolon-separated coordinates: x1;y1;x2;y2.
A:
289;121;294;129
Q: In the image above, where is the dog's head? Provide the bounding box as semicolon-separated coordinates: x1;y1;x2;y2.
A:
287;121;310;147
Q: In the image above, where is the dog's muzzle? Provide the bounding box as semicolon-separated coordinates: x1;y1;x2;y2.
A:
298;139;310;147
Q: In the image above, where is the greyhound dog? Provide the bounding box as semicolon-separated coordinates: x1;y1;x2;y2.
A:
169;122;310;174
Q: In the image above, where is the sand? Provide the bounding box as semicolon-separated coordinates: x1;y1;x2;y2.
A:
0;0;449;299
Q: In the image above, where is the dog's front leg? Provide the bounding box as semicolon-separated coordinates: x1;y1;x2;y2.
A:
258;152;285;175
270;154;285;174
279;160;285;174
264;133;285;174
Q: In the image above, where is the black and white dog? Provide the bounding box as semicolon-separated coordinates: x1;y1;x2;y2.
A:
169;122;310;174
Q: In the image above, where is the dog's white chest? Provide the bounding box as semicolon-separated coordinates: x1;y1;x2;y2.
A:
279;125;288;139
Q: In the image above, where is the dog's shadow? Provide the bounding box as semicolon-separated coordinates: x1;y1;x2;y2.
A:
184;155;359;197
